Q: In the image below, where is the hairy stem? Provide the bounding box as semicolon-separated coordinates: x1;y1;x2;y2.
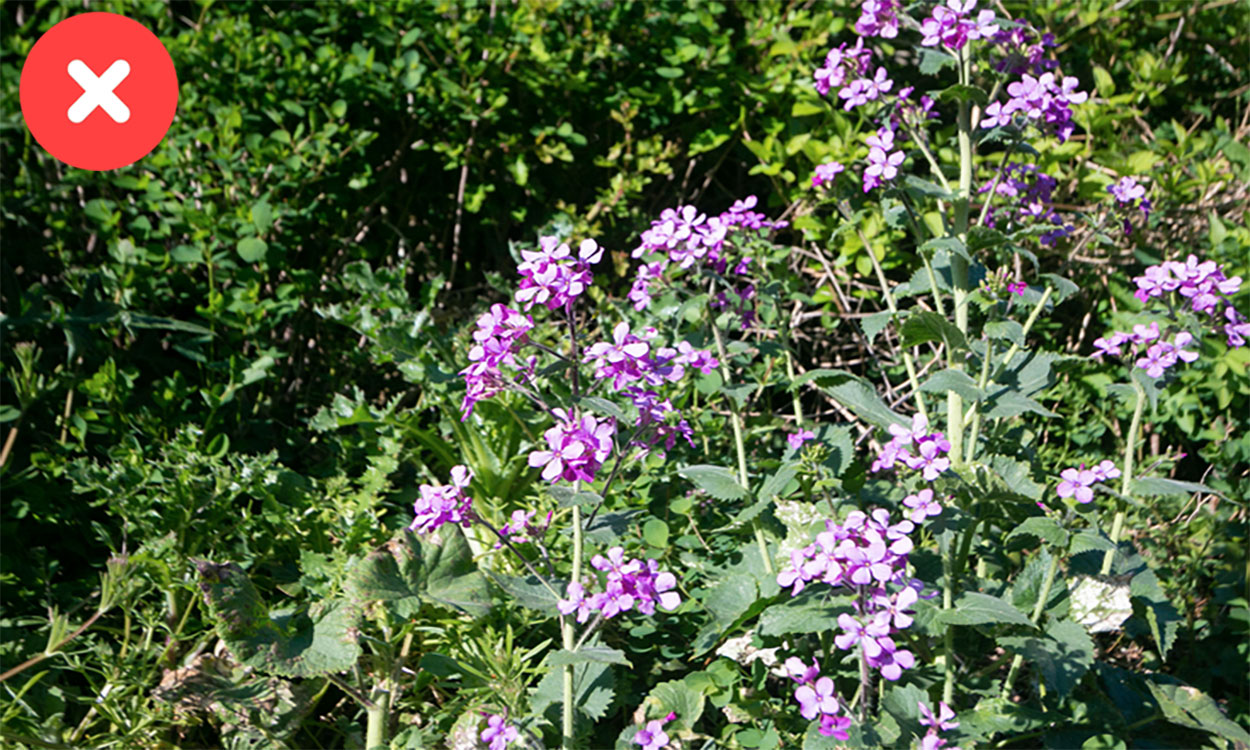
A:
1102;379;1145;575
365;680;390;750
1002;550;1061;698
711;320;773;574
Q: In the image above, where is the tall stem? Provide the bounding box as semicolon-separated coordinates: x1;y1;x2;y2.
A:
711;321;773;574
562;500;585;749
1102;379;1145;575
947;44;975;472
365;680;390;750
1002;551;1060;698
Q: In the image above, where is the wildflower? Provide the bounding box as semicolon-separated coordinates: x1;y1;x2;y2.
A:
633;716;671;750
1057;465;1097;504
528;410;615;483
480;713;520;750
516;236;603;311
788;429;817;450
855;0;899;39
919;701;960;732
410;465;475;534
812;161;845;189
796;676;840;720
902;488;943;523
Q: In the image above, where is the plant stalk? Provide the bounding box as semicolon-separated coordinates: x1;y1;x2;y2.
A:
1102;379;1145;575
365;680;390;750
1001;550;1060;698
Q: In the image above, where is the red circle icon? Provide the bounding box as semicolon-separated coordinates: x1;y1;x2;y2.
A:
20;12;178;171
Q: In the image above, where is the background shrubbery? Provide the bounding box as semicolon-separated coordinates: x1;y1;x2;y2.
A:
1;1;1247;748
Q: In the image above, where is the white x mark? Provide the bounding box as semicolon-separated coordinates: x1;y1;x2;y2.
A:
66;59;131;124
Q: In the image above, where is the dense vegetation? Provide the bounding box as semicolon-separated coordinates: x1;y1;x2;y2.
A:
1;1;1246;749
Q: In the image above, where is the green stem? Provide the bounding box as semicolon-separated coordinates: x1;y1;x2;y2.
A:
711;321;773;575
947;45;975;472
964;338;994;465
365;680;390;750
1102;379;1145;575
1002;551;1061;698
563;501;585;749
942;569;956;706
844;211;930;425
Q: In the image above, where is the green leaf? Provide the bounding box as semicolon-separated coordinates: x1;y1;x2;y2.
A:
919;47;958;75
880;683;928;743
900;311;968;352
583;510;638;543
345;527;490;616
251;201;273;233
793;369;904;430
194;561;361;678
642;519;669;548
968;225;1011;254
936;84;989;106
1008;517;1069;548
679;464;747;501
656;66;684;79
758;463;799;501
861;310;893;345
548;486;603;507
757;592;853;637
937;591;1034;628
920;236;971;262
989;454;1045;501
531;660;614;723
1040;273;1079;303
646;680;705;731
1010;549;1068;617
237;237;268;263
984;320;1024;345
1130;477;1214;497
1142;597;1182;661
903;175;955;201
700;573;759;628
1146;677;1250;744
547;647;631;668
578;396;627;422
983;390;1058;419
486;572;564;611
0;405;19;422
919;369;984;402
999;619;1094;698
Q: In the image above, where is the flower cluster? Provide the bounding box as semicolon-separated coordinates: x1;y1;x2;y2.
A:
1132;255;1244;321
988;21;1057;76
889;85;939;131
870;414;952;481
854;0;899;39
460;304;536;419
516;236;604;311
558;547;681;622
1056;460;1121;504
633;712;677;750
919;0;998;51
812;161;845;189
776;508;924;681
628;196;783;319
979;162;1071;246
919;701;961;750
528;409;615;483
839;65;895;112
981;71;1087;142
625;387;695;456
410;465;475;535
496;509;552;548
1092;323;1201;378
980;267;1029;298
583;323;718;391
1108;176;1153;235
863;127;906;192
785;659;853;739
480;713;519;750
813;38;874;98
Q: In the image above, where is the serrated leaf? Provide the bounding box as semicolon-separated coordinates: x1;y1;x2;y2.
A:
880;683;928;743
919;47;958;75
1069;529;1116;555
1040;273;1079;303
679;464;747;500
968;225;1011;254
920;368;984;402
900;311;968;352
938;591;1034;627
999;619;1093;698
983;390;1058;419
549;486;603;507
984;320;1024;345
646;680;705;731
757;592;853;637
1142;598;1182;661
700;573;759;628
531;660;614;723
920;236;971;262
1145;677;1250;744
758;463;799;501
936;83;989;106
1008;517;1069;548
346;527;490;617
861;310;894;345
583;510;638;543
1010;549;1068;617
195;561;361;678
903;175;955;201
795;370;903;430
547;647;632;668
990;454;1045;501
487;572;565;611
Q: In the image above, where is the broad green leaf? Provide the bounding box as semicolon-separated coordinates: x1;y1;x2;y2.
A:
937;591;1034;628
936;83;989;106
531;660;614;723
237;237;268;263
486;572;564;611
758;463;799;501
1010;548;1068;618
1130;477;1214;497
700;573;759;628
920;236;971;262
583;510;638;543
646;680;705;731
547;647;631;668
577;396;627;422
1007;517;1069;548
919;368;984;402
983;390;1058;419
968;225;1011;254
548;486;603;508
903;175;955;201
880;682;928;743
919;47;958;75
195;561;361;678
900;311;968;352
999;618;1094;698
1145;677;1250;744
792;369;903;430
983;320;1024;345
861;310;893;345
346;527;490;616
679;464;747;500
251;201;273;233
642;518;669;548
756;592;852;637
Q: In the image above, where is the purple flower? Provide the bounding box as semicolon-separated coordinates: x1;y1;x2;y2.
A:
784;657;822;684
854;0;899;39
565;548;681;622
633;718;670;750
516;236;603;311
920;0;997;51
863;126;906;191
1109;176;1146;204
866;636;915;681
795;676;840;720
812;161;845;188
1089;460;1121;483
460;304;535;419
1057;465;1097;504
820;713;853;740
982;72;1085;142
410;465;475;534
920;701;960;732
480;713;519;750
903;433;952;481
1226;307;1250;348
902;488;943;523
528;409;615;483
1007;281;1027;296
787;429;817;450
